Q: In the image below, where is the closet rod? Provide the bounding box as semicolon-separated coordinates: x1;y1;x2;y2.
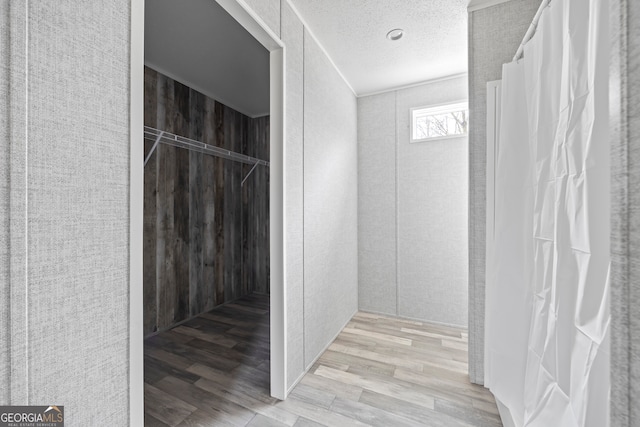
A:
513;0;551;61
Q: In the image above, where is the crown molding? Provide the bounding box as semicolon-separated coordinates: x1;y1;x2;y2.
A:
468;0;513;13
358;73;468;98
284;0;357;96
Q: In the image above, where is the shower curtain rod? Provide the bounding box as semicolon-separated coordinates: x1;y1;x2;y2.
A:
143;125;269;185
513;0;551;61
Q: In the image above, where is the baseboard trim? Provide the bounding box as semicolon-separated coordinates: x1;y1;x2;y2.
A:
305;308;359;373
287;369;307;396
144;292;269;340
285;308;359;396
357;308;467;330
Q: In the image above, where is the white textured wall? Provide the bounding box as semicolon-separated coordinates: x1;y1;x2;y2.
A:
630;1;640;415
396;80;468;326
358;76;469;327
303;30;359;368
357;92;397;315
1;1;130;423
244;0;281;38
0;0;9;406
281;1;306;390
611;0;640;425
628;0;640;420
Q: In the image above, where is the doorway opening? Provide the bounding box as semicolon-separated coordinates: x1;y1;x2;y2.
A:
131;0;285;424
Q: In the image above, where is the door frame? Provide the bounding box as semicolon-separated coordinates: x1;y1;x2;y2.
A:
129;1;287;424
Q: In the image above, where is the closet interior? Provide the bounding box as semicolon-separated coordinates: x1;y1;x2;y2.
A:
142;0;272;418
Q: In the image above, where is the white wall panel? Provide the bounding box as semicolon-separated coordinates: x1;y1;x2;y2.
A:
396;78;468;326
0;0;9;405
357;92;397;315
630;0;640;422
281;1;306;390
357;77;468;327
303;30;358;367
2;1;131;423
244;0;281;38
26;3;130;422
611;0;640;424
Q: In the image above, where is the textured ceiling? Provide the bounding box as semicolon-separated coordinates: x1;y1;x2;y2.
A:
290;0;469;95
145;0;270;117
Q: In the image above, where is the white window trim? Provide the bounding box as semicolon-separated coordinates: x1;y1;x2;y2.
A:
410;100;469;143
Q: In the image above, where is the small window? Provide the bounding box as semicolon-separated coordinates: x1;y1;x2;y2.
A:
410;101;468;142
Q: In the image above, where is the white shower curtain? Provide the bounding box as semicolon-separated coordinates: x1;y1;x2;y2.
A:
485;59;533;427
486;0;610;426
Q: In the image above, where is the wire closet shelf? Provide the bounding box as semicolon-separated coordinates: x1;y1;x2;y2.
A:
143;125;269;185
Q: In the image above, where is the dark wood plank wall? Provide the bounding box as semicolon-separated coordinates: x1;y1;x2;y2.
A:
246;116;270;295
144;66;270;336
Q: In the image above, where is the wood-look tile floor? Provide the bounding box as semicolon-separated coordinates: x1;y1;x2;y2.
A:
144;293;502;426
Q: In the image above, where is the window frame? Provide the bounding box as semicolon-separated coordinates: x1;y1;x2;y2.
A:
410;101;469;143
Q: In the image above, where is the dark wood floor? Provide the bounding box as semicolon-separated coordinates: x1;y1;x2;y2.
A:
144;293;502;426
